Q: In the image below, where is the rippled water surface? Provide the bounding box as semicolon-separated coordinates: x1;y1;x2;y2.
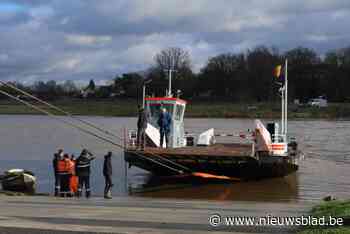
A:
0;115;349;202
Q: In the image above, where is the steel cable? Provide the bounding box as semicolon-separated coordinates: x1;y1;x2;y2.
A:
0;81;191;173
0;89;184;174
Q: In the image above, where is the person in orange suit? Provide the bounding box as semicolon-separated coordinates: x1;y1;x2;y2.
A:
58;154;74;197
69;154;78;196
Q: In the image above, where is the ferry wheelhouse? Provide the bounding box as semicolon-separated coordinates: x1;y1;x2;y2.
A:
143;97;187;148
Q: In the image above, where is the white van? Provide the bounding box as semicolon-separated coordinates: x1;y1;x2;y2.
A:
308;97;328;107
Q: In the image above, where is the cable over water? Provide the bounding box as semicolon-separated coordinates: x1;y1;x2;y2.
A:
0;89;185;174
0;81;192;173
0;80;123;141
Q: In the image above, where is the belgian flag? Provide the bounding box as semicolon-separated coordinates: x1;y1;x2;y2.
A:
273;65;283;78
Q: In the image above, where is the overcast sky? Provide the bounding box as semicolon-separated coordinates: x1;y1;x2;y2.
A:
0;0;349;84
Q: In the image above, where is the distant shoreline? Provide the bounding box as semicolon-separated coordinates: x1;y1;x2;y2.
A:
0;99;350;119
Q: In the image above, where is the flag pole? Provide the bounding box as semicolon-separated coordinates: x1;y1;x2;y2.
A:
281;86;284;135
284;59;288;136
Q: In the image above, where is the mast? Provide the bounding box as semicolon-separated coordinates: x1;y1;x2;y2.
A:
164;58;177;97
168;68;172;97
142;79;152;108
281;86;284;135
164;68;176;97
284;59;288;136
280;59;288;137
142;84;146;108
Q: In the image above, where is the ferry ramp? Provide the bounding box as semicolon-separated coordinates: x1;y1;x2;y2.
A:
0;195;313;234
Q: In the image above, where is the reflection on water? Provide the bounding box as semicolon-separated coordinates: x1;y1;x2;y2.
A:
131;173;299;202
0;115;349;202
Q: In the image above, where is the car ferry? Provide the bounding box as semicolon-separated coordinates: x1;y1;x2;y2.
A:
124;60;302;180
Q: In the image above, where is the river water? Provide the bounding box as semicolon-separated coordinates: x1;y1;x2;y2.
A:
0;115;349;202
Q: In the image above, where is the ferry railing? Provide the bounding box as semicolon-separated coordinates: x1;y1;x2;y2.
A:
271;134;287;143
127;129;256;148
185;131;254;146
251;142;256;158
126;129;137;148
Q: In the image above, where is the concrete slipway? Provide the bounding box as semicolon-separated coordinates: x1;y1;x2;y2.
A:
0;195;312;234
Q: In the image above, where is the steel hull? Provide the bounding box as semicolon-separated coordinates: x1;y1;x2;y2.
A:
125;151;299;180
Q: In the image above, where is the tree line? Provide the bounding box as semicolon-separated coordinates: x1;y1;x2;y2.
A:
1;46;350;103
115;46;350;103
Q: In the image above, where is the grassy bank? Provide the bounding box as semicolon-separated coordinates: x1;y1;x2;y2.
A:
1;99;350;119
299;200;350;234
0;99;138;117
187;102;350;119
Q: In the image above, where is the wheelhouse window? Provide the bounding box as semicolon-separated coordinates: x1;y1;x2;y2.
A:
147;102;174;126
175;104;184;121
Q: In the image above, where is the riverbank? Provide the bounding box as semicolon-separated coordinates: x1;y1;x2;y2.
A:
0;195;312;233
1;99;350;119
298;199;350;234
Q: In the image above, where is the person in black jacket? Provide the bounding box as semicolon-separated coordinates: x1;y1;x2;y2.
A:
103;151;113;199
137;105;148;150
75;149;95;198
53;149;63;196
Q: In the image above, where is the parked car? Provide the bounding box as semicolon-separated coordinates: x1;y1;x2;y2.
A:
308;96;328;107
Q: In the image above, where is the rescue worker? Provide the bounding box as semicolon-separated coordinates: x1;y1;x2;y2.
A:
53;149;63;196
157;108;172;148
75;149;95;198
58;154;74;197
69;154;78;196
137;105;148;150
103;151;113;199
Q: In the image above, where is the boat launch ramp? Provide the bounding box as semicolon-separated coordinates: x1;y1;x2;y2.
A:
0;195;312;233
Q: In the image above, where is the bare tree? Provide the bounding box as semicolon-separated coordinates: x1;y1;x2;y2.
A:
154;47;192;75
62;80;78;95
150;47;194;97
